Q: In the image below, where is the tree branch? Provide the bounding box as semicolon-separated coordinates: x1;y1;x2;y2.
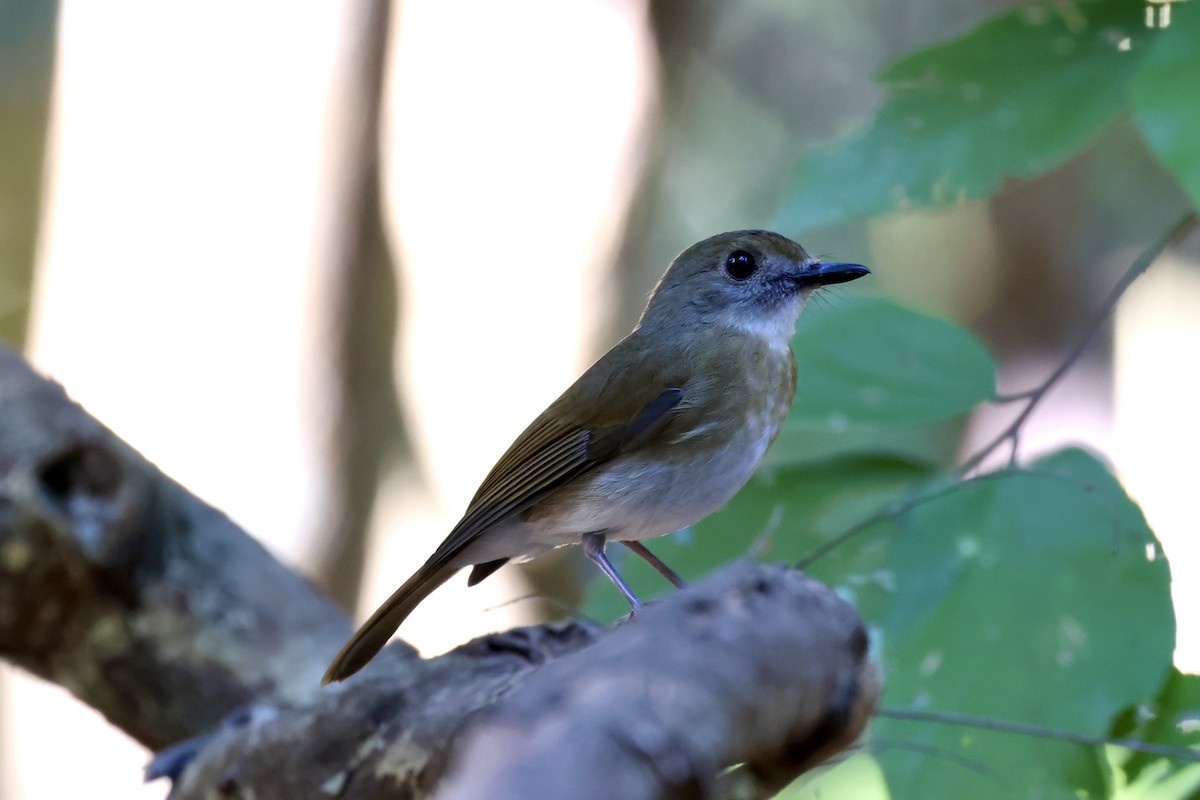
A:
0;346;352;748
437;566;878;800
0;345;875;798
165;565;876;800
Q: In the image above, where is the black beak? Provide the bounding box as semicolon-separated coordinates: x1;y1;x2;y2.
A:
797;261;870;288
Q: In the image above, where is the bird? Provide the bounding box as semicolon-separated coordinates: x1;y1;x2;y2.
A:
322;229;869;683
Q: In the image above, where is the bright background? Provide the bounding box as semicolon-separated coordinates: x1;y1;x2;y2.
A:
0;1;1195;798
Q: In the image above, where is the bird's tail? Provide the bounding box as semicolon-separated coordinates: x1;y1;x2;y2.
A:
322;563;458;684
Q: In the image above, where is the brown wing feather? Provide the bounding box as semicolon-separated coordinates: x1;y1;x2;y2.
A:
424;335;691;571
466;414;575;506
323;419;598;684
426;382;683;570
322;337;689;683
426;420;594;566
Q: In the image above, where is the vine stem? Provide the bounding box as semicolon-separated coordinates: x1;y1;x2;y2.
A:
958;211;1199;476
878;707;1200;763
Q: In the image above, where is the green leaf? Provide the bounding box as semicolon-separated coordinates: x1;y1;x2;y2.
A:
768;297;993;465
582;444;1174;798
775;0;1148;231
1131;5;1200;210
792;297;995;423
1120;668;1200;787
764;416;962;471
766;297;994;468
580;455;934;623
808;448;1175;799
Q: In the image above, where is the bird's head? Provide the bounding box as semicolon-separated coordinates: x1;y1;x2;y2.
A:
640;230;870;342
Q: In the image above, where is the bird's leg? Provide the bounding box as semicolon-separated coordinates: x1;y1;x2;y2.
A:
581;532;643;611
620;541;687;589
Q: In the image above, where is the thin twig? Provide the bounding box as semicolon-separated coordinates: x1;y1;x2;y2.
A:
482;592;599;625
869;738;993;777
795;469;1021;569
990;389;1039;404
795;463;1102;569
879;708;1200;763
958;211;1199;476
799;212;1198;570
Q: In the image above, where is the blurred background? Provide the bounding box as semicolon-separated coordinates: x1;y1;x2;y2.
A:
0;0;1196;797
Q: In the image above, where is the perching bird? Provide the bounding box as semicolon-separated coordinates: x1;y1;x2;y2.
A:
323;230;868;683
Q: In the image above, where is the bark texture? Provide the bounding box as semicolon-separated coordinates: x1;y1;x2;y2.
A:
0;345;878;799
437;565;878;800
0;346;351;748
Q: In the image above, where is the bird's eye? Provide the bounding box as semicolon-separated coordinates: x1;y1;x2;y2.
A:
724;250;757;281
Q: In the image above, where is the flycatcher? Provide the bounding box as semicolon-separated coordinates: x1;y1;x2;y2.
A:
323;229;868;683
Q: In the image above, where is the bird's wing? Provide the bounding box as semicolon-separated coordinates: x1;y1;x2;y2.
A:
323;343;690;683
422;365;687;572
